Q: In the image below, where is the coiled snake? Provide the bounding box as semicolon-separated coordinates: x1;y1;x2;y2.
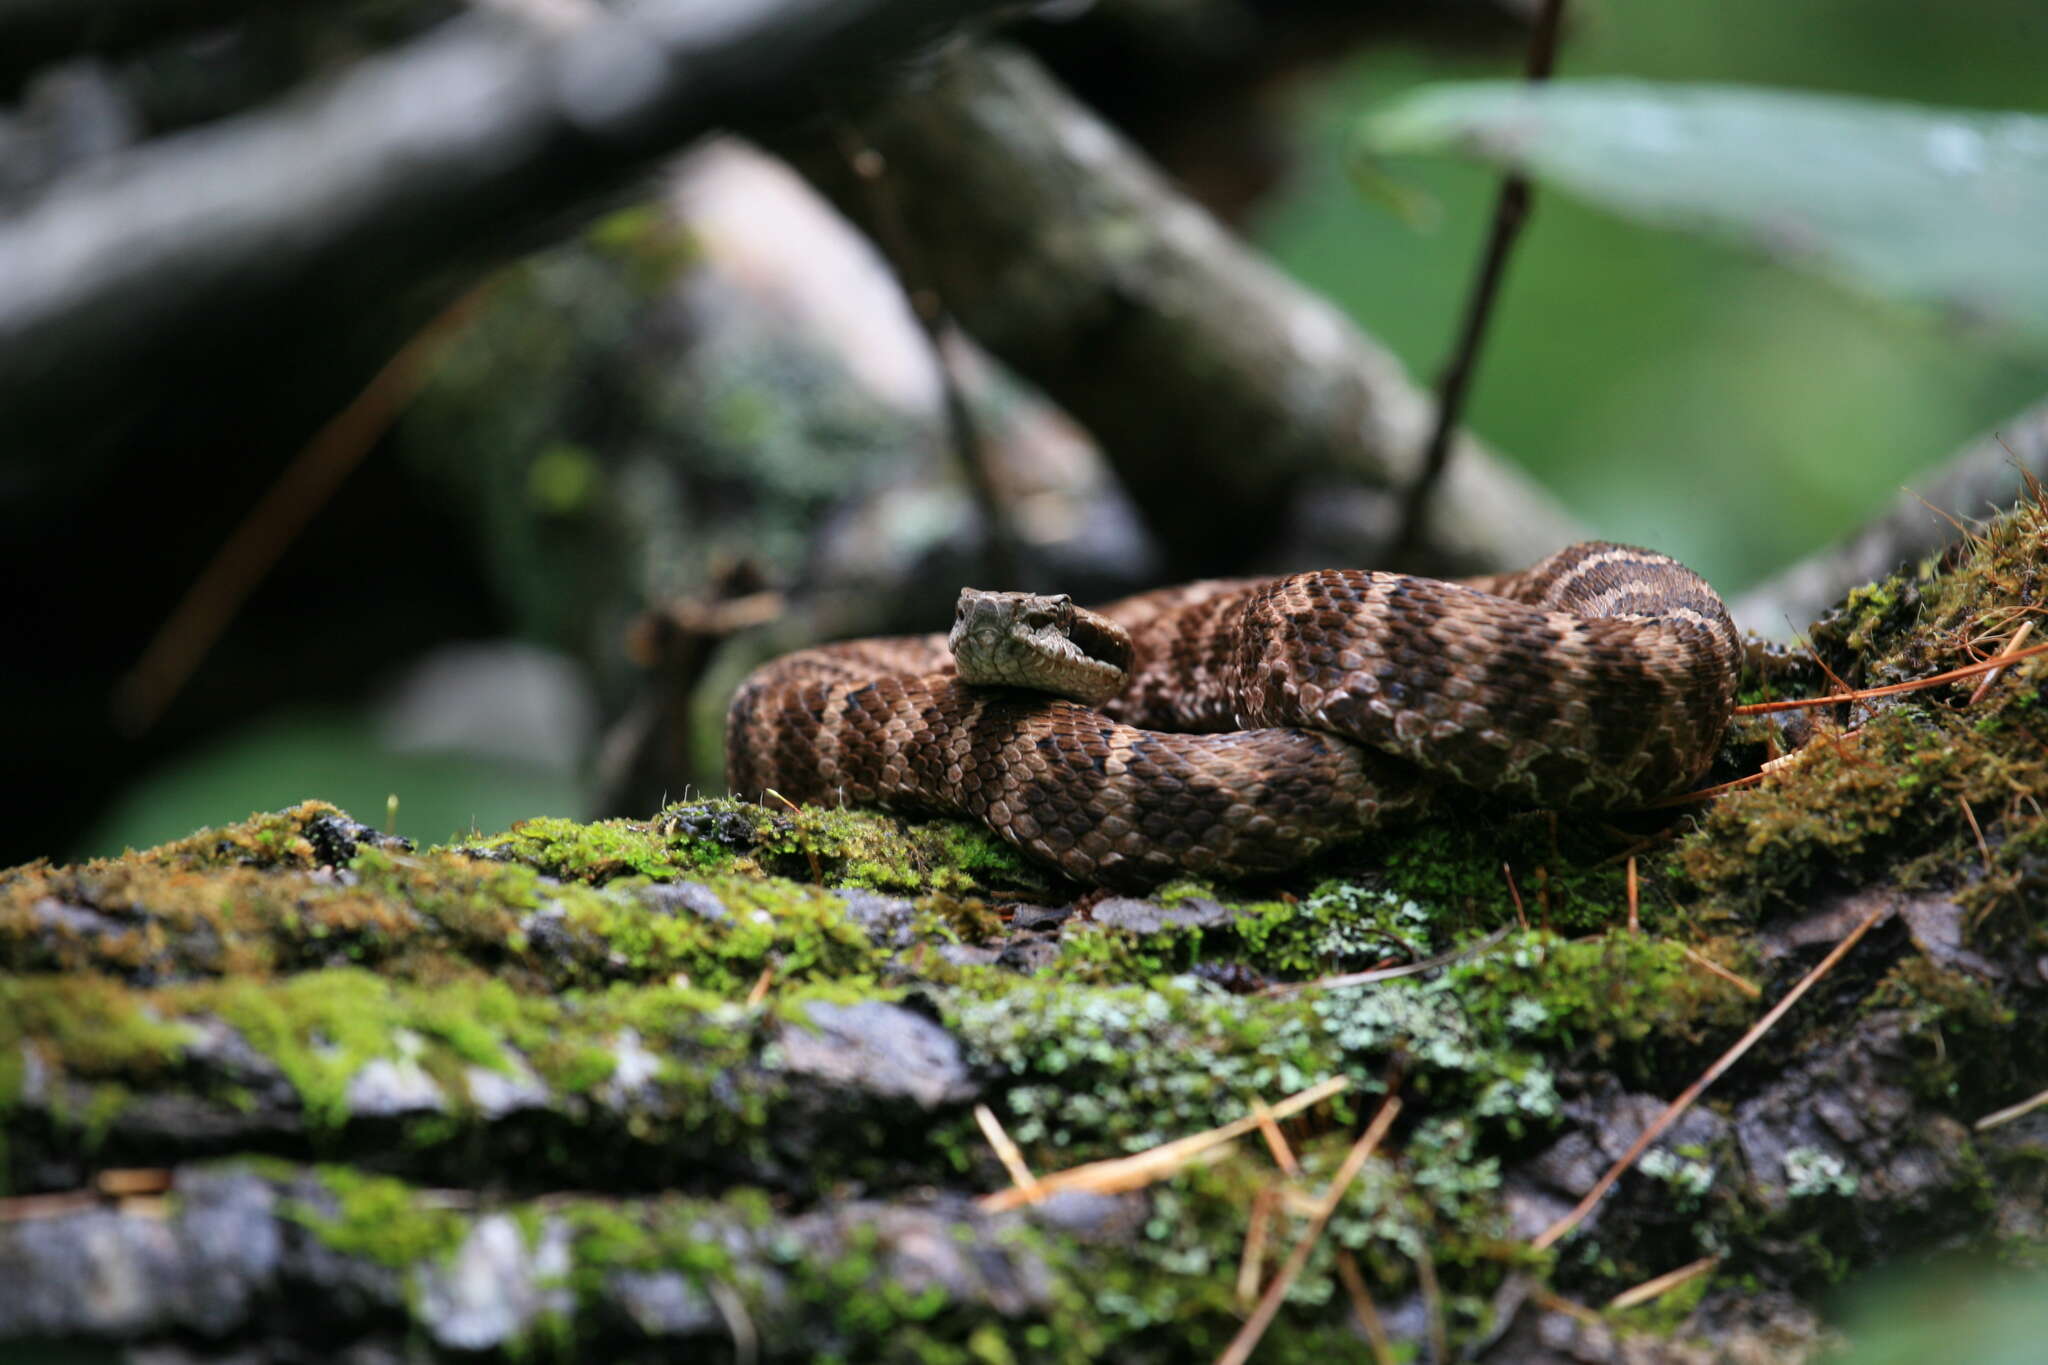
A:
725;543;1741;888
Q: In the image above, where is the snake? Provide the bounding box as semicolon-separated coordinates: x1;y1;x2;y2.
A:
724;543;1742;889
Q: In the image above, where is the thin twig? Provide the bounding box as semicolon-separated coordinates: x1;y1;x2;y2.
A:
1253;1101;1302;1176
1528;1285;1604;1327
975;1104;1039;1192
1733;639;2048;715
1975;1085;2048;1132
980;1076;1350;1212
1390;0;1567;558
1335;1252;1398;1365
1640;730;1866;808
1214;1095;1404;1365
1532;899;1889;1250
1625;857;1640;933
1679;945;1761;999
1503;862;1529;931
1415;1247;1448;1365
1607;1255;1719;1311
834;123;1019;586
1261;926;1513;996
0;1190;100;1222
1236;1186;1278;1306
1970;619;2035;703
706;1277;760;1365
95;1169;172;1197
1958;796;1993;874
112;290;482;731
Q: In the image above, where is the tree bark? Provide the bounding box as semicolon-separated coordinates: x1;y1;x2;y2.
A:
778;43;1583;578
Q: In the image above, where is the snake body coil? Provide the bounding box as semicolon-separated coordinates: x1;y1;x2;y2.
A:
725;543;1741;888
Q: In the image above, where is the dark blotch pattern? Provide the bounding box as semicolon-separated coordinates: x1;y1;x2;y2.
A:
725;543;1739;888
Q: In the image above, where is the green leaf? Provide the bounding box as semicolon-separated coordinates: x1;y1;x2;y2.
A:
1355;80;2048;343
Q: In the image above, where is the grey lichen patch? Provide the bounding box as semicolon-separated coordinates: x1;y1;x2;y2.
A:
0;966;997;1194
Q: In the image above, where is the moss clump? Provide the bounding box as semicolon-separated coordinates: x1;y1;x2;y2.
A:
463;800;1048;901
1444;930;1753;1088
1675;493;2048;922
458;815;732;884
2;968;769;1159
946;925;1645;1165
1863;955;2031;1104
0;973;195;1095
288;1164;470;1268
129;800;396;872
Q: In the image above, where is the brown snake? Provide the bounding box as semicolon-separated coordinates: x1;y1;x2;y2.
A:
724;543;1742;889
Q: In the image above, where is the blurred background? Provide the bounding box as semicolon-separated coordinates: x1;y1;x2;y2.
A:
3;0;2044;867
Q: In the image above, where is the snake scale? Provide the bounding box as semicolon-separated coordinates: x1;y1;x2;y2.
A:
725;543;1742;889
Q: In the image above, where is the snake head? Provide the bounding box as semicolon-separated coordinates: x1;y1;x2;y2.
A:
949;588;1132;705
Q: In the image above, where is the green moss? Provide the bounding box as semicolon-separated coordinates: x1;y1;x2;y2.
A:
0;973;195;1092
290;1164;470;1268
1447;930;1752;1086
2;966;779;1168
140;801;339;871
460;816;723;884
1233;881;1436;978
1677;496;2048;922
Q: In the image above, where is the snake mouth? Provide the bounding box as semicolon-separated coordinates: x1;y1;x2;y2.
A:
950;588;1134;705
1017;629;1124;688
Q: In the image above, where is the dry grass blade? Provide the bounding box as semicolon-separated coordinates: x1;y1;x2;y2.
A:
1958;796;1993;873
113;291;482;732
1644;729;1864;808
1214;1095;1404;1365
1253;1102;1301;1176
1236;1186;1278;1306
979;1076;1350;1213
1529;1285;1604;1326
1263;926;1513;996
1416;1248;1447;1365
743;966;775;1009
0;1190;99;1222
95;1169;172;1197
1969;619;2036;705
1607;1255;1719;1311
974;1104;1038;1192
1680;945;1762;998
1975;1085;2048;1132
1734;639;2048;716
1335;1251;1397;1365
1532;900;1889;1250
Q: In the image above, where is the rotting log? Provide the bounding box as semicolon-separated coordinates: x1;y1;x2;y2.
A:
4;497;2047;1359
0;0;1016;459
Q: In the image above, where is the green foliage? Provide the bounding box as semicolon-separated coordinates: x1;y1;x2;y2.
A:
1356;81;2048;345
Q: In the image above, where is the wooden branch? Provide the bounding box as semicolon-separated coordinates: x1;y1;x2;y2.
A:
1391;0;1565;559
779;43;1584;578
1732;396;2048;635
0;0;1013;455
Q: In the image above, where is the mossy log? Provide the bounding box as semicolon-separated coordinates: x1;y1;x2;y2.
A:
5;503;2048;1362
